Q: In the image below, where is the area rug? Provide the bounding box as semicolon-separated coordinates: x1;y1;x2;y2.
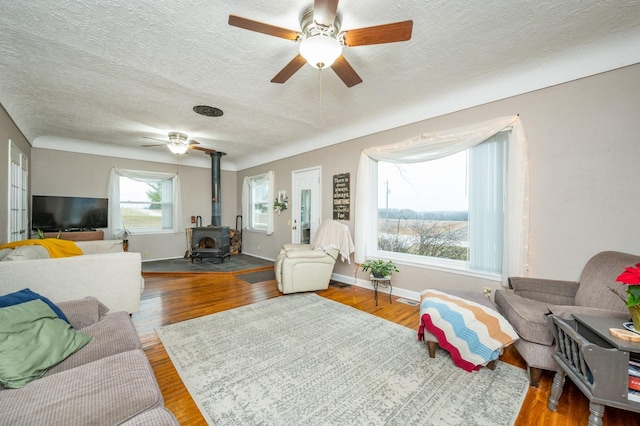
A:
156;294;528;425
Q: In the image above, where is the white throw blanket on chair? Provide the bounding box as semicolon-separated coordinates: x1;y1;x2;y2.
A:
312;220;355;263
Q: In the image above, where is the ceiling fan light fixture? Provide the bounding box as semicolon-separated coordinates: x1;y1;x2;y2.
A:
167;143;189;155
299;35;342;69
167;132;189;155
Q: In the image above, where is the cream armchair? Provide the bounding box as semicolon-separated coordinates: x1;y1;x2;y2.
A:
275;244;339;294
275;220;354;294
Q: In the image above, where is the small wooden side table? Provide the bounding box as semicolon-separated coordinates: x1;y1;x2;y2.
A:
370;275;392;306
547;314;640;426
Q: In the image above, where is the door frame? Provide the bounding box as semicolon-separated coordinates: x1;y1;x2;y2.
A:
7;141;29;242
291;166;322;244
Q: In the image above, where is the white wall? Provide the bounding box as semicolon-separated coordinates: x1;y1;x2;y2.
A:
239;64;640;296
30;149;237;260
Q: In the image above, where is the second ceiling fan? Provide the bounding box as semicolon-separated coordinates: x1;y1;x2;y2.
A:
229;0;413;87
142;133;217;155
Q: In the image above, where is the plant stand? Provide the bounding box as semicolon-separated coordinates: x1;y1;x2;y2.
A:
370;275;392;306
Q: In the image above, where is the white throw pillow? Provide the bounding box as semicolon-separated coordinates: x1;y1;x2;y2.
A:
2;246;50;261
0;248;12;261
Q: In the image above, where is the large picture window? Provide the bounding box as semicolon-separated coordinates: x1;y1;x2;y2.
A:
355;116;529;284
377;132;507;274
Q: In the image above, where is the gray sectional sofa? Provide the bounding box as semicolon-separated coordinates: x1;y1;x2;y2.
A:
0;297;178;425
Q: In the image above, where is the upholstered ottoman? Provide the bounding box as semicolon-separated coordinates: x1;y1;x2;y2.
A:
418;289;517;371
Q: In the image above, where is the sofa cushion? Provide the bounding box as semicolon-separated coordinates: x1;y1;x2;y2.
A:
0;300;92;388
0;350;164;425
44;311;142;376
57;297;110;329
0;245;50;261
575;251;640;312
119;407;180;425
494;289;554;346
0;247;12;261
0;287;70;323
75;239;123;254
0;239;82;258
548;305;630;321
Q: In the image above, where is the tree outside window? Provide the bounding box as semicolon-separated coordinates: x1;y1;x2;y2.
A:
376;133;507;274
119;177;173;230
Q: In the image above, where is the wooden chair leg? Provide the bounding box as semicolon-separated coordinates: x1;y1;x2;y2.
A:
427;341;437;358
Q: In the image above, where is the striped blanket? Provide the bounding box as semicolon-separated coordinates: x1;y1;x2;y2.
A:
418;290;518;372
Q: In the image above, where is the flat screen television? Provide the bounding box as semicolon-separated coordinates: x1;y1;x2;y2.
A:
32;195;108;232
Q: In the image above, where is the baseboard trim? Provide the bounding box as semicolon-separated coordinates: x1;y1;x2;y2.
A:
240;251;275;262
330;272;421;302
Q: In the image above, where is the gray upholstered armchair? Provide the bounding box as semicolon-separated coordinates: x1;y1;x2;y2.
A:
495;251;640;387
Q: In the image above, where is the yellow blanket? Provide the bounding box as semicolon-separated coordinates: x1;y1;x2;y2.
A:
0;239;83;258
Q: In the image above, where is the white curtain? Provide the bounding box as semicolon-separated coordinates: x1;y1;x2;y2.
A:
355;116;529;285
468;132;508;274
241;171;275;235
241;176;250;230
108;168;182;238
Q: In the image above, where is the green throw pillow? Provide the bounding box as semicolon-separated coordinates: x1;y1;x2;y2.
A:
0;299;93;388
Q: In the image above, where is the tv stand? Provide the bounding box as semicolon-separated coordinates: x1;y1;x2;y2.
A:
38;230;104;241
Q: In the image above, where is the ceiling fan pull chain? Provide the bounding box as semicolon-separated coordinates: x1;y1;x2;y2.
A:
318;69;322;114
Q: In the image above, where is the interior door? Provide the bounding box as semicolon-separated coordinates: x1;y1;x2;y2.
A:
291;167;321;244
8;142;29;242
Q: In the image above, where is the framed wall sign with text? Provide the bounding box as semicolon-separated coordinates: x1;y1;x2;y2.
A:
333;173;350;220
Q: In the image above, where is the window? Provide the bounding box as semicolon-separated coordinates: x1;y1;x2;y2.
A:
355;116;529;283
248;173;269;230
108;168;182;236
377;133;507;274
119;176;174;230
242;171;274;234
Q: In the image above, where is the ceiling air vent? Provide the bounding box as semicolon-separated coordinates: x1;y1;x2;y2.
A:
193;105;223;117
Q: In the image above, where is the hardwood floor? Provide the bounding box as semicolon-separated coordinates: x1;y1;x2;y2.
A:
133;271;638;425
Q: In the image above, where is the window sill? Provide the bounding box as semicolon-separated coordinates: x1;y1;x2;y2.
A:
370;251;501;282
243;228;267;234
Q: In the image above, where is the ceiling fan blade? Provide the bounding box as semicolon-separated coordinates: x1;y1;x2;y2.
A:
313;0;339;27
190;145;218;154
140;144;165;148
187;140;200;145
342;20;413;46
330;55;362;87
228;15;299;40
271;55;307;84
142;136;169;143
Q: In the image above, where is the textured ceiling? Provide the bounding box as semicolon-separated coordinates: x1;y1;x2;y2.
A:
1;0;639;170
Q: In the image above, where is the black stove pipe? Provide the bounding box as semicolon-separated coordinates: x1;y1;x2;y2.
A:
210;151;226;227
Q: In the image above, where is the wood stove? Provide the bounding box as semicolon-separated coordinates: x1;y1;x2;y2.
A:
190;226;230;263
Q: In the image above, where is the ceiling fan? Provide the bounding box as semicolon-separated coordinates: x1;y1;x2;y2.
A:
141;132;217;155
228;0;413;87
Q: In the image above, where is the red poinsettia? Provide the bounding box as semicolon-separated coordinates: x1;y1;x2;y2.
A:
616;263;640;307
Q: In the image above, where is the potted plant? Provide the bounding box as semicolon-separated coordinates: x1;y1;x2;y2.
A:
611;262;640;330
360;259;399;278
36;229;61;239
